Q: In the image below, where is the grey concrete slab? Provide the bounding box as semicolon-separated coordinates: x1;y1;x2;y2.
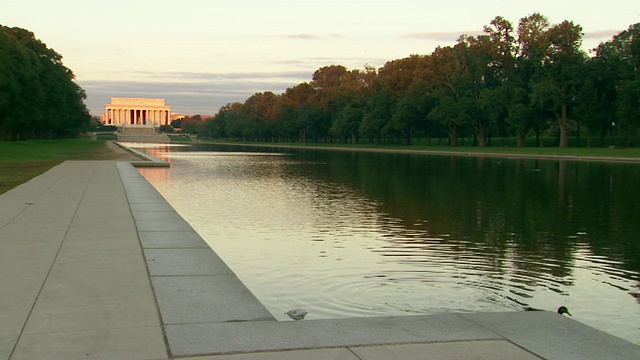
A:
3;186;84;224
52;234;142;254
11;327;168;360
350;340;543;360
53;244;144;264
152;275;275;324
124;187;166;199
23;302;160;334
45;257;151;287
0;240;61;275
0;219;63;313
144;248;234;276
0;309;28;357
0;227;64;246
35;281;156;309
6;211;78;227
189;348;360;360
0;333;19;360
0;204;29;228
133;211;194;232
0;274;47;311
165;314;500;356
461;311;640;360
139;230;211;248
131;202;176;212
0;309;28;336
126;196;170;205
0;160;79;225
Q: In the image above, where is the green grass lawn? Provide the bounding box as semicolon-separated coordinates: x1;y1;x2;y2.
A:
168;135;193;142
96;134;118;141
0;139;119;195
207;140;640;159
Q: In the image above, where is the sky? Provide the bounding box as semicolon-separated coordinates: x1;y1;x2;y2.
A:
1;1;638;117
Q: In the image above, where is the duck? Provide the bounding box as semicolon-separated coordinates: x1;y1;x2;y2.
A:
285;308;308;320
524;306;572;316
557;306;572;316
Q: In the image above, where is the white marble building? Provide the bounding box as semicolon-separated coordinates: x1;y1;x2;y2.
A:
103;98;172;127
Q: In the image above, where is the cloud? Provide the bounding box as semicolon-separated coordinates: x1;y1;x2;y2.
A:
582;29;623;40
284;33;343;40
79;74;308;117
131;70;313;82
402;29;625;50
271;57;389;69
401;31;482;42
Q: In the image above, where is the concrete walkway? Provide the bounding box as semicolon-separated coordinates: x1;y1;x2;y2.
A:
1;156;639;359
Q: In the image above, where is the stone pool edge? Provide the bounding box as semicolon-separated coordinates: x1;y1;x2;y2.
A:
117;158;640;360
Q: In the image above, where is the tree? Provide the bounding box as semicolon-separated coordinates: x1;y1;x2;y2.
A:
495;83;536;147
332;102;363;143
310;65;372;143
0;27;43;139
360;88;393;144
426;42;489;146
241;92;281;141
207;14;636;149
178;115;204;134
429;94;474;146
159;124;174;133
573;58;617;146
391;82;433;145
528;19;586;148
595;23;640;146
0;26;89;140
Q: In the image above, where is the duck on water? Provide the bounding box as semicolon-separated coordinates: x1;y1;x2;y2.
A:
524;306;572;316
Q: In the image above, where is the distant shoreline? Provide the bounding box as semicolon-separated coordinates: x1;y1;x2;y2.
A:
200;141;640;164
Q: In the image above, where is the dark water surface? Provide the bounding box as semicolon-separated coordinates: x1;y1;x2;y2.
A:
134;143;640;344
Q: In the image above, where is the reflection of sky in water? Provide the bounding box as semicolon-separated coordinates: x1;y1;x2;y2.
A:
137;147;640;345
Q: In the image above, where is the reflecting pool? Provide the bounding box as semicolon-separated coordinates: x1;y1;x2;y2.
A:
134;143;640;344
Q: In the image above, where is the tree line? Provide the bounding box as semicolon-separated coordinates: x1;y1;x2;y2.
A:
0;25;90;140
196;14;639;148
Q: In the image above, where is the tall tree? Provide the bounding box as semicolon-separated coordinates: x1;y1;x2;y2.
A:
529;19;586;147
595;23;640;146
0;26;89;140
384;55;432;145
573;57;617;146
311;65;372;143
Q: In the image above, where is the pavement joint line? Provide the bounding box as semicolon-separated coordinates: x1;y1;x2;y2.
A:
454;312;502;337
347;346;363;360
504;339;548;360
0;171;65;231
116;162;172;359
8;166;96;359
167;338;513;359
455;313;549;360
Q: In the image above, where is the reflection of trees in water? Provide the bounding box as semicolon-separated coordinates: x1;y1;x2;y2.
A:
187;145;638;306
290;150;640;280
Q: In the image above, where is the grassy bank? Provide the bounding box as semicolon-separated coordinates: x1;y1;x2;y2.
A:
0;139;118;195
201;140;640;160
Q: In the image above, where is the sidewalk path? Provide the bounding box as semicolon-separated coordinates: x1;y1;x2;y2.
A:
0;161;167;359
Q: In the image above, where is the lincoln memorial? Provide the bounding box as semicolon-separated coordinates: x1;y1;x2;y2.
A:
103;97;172;127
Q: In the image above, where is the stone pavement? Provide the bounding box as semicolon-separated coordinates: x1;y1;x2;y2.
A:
1;156;639;359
